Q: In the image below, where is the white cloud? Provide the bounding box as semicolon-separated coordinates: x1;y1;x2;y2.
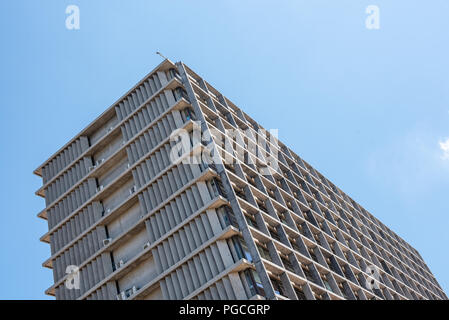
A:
439;138;449;160
365;126;449;200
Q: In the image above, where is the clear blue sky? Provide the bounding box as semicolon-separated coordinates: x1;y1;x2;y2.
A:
1;0;448;299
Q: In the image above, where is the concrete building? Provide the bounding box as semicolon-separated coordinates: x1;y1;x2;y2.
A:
34;59;447;300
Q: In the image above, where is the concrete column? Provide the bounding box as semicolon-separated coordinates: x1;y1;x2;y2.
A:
91;260;100;285
173;232;186;259
179;229;191;256
228;272;247;299
79;136;89;152
199;252;213;281
157;71;168;86
176;268;189;298
192;255;206;285
182;261;198;292
105;282;117;300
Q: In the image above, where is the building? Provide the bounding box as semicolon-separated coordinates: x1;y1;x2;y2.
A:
34;59;447;300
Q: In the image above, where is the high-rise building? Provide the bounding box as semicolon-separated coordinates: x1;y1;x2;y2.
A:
34;59;446;300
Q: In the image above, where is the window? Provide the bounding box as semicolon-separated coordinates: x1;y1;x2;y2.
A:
287;201;295;212
168;68;179;80
280;253;295;272
302;265;315;283
246;174;258;188
256;243;272;261
308;247;318;263
267;224;281;242
276;178;286;191
181;107;196;121
313;233;322;246
380;260;391;275
267;188;276;201
305;210;318;227
321;275;333;292
256;199;268;214
278;211;288;225
210;178;225;198
270;278;286;297
293;286;307;300
338;282;351;300
244;212;258;229
173;87;189;101
232;237;253;262
224;162;235;174
326;256;340;274
234;185;247;200
244;269;265;297
290;238;301;252
219;206;238;228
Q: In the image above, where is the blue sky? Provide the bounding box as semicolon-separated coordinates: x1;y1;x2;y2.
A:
0;0;448;299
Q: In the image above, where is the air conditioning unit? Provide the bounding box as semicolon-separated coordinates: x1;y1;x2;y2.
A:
132;286;138;294
96;158;105;166
102;238;112;246
122;141;126;146
120;291;127;300
129;185;137;195
88;165;96;172
106;208;111;214
97;185;104;192
116;259;125;269
127;163;131;169
107;126;114;132
140;214;145;220
143;242;150;250
116;294;122;300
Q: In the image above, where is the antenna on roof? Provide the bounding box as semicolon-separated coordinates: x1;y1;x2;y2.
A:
156;51;168;60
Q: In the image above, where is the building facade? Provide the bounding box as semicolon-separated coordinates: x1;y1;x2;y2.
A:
34;59;447;300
